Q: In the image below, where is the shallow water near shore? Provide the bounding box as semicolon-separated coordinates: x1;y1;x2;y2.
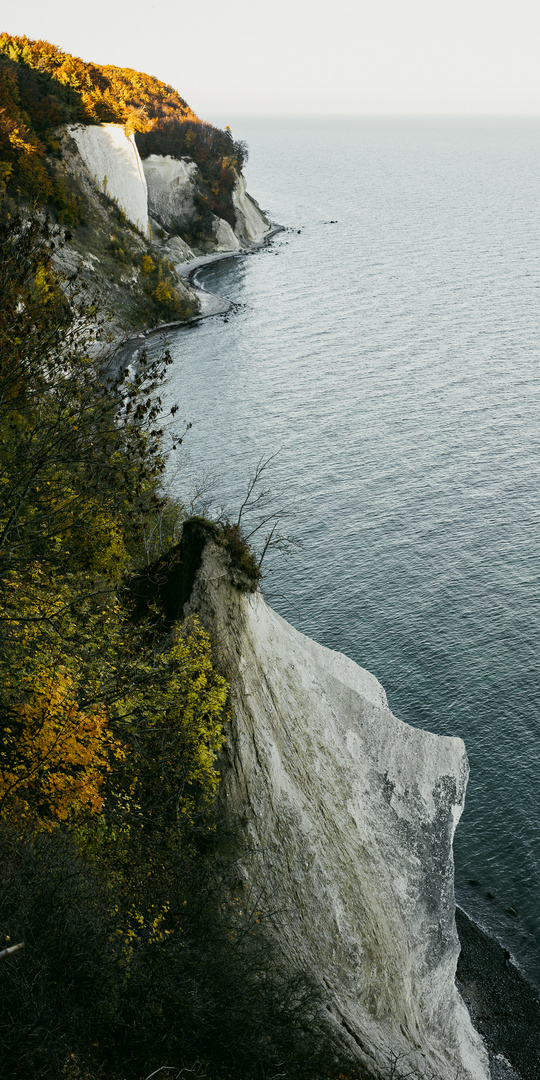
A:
158;117;540;985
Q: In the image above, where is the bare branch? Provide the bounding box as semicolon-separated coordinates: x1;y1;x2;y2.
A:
236;451;281;530
0;943;24;961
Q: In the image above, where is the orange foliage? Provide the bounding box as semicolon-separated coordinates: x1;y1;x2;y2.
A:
0;33;201;208
0;665;124;829
0;34;247;237
0;34;200;131
0;58;53;200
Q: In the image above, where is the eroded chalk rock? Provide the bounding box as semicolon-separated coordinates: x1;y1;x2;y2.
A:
232;170;271;244
69;123;148;233
162;234;196;264
212;215;241;252
142;154;198;230
186;534;490;1080
142;154;270;252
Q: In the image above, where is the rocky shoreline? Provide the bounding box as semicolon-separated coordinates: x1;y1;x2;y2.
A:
178;224;284;316
119;223;283;351
456;906;540;1080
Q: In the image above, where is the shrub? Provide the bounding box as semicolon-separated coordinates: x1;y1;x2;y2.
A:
220;521;261;588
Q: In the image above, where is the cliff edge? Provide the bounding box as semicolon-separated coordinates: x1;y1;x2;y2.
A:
183;528;490;1080
49;122;271;335
0;37;272;335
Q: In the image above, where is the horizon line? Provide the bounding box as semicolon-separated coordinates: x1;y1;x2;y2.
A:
205;110;540;120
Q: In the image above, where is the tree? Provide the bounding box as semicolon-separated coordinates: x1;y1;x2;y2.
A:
0;34;204;214
0;210;174;578
0;662;124;829
0;206;226;836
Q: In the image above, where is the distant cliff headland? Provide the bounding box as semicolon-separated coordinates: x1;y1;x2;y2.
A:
0;34;271;334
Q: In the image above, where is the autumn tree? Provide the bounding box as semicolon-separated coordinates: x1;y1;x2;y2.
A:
0;205;228;835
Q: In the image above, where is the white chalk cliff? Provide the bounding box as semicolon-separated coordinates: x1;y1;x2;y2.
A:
142;154;199;229
186;536;490;1080
232;170;270;244
141;154;269;249
212;216;241;252
68;124;270;261
69;123;149;234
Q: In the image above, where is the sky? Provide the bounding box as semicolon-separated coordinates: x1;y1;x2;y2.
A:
3;0;540;120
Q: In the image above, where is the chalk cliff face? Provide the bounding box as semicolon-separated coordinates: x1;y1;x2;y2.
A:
69;123;149;234
212;216;241;252
142;154;199;230
186;535;490;1080
232;170;271;244
141;154;269;250
68;124;270;270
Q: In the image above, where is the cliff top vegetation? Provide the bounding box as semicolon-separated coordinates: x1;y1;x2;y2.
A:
0;33;246;229
0;32;200;128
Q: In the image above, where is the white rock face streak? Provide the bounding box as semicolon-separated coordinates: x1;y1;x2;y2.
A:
69;124;148;233
212;216;241;252
188;538;490;1080
232;170;270;244
142;155;270;250
142;154;198;229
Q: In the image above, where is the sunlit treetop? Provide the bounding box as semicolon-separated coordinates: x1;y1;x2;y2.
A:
0;33;246;221
0;33;201;130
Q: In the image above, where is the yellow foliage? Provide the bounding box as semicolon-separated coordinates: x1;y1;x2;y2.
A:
0;33;201;131
0;210;228;844
34;263;61;306
7;125;39;154
121;618;229;829
112;900;175;965
54;500;130;578
0;665;124;829
0;33;200;209
153;281;173;305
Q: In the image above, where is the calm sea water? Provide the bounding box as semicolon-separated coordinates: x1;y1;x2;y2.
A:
159;117;540;984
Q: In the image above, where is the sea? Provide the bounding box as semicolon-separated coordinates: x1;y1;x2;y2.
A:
155;116;540;986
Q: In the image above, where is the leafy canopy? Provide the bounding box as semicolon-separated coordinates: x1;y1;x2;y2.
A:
0;205;228;833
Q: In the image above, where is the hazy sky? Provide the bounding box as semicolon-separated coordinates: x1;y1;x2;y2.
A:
3;0;540;121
